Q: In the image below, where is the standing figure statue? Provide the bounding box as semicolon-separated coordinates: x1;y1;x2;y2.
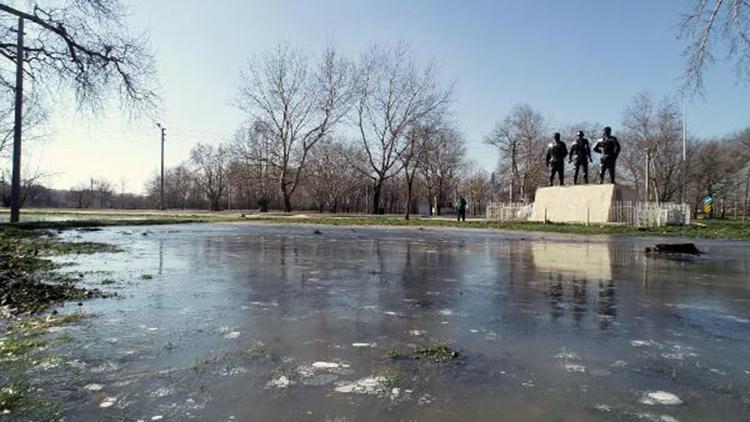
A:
569;131;592;184
546;132;568;186
593;126;621;184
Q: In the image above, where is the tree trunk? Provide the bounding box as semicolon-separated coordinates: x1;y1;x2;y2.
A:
405;178;414;221
371;180;383;215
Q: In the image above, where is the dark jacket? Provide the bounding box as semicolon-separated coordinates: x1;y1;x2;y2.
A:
569;138;591;164
546;140;568;166
593;136;621;160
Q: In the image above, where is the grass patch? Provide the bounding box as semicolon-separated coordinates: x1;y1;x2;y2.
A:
373;366;401;389
414;344;459;361
0;218;204;232
387;343;459;363
5;210;750;239
247;215;750;240
0;380;28;412
386;348;402;359
0;337;45;360
8;312;87;337
0;223;118;317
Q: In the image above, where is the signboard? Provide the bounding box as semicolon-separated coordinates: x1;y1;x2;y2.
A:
702;194;714;215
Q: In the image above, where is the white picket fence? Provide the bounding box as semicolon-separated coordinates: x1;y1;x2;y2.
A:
486;201;691;227
485;202;533;222
609;202;691;227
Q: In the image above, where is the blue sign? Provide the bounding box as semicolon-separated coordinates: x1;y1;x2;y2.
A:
702;195;714;205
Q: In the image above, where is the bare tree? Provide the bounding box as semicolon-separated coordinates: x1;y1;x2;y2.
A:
236;44;352;212
231;121;279;212
305;138;364;213
0;163;47;206
621;92;684;202
690;138;745;215
352;44;452;214
0;0;159;221
0;91;47;156
485;104;547;203
679;0;750;93
92;177;112;208
0;1;159;112
400;123;430;220
189;142;230;211
418;126;465;215
460;167;492;217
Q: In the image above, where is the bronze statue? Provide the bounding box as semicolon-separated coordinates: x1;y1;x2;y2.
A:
593;127;621;184
546;132;568;186
569;131;592;184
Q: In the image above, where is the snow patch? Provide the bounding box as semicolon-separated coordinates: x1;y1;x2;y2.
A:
99;397;116;408
334;376;388;395
640;391;683;406
267;375;292;389
312;361;350;369
85;383;103;392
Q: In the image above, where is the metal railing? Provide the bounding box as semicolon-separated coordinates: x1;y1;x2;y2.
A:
609;202;691;227
485;202;532;222
486;201;691;227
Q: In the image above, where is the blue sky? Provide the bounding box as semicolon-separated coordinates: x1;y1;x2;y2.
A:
27;0;750;192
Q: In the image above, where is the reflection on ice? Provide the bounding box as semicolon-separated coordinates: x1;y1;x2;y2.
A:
27;224;750;420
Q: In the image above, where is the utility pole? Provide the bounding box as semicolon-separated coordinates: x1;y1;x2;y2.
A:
156;123;166;210
645;148;651;202
9;17;24;223
682;100;688;205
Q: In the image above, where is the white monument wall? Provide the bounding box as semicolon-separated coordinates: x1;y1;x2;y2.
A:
530;184;637;223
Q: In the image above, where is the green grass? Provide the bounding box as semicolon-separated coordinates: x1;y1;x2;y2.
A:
3;210;750;240
0;218;205;232
8;312;87;337
242;215;750;240
387;343;459;362
0;380;29;412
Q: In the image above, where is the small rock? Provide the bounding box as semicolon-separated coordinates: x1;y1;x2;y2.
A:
645;243;702;255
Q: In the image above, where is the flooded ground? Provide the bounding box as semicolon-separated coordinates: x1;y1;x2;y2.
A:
18;223;750;420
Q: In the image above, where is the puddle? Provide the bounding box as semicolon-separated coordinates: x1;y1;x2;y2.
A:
11;223;750;420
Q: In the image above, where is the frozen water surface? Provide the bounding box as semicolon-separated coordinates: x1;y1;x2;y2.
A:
31;223;750;420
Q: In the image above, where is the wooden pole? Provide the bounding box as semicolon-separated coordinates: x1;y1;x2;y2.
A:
9;17;24;223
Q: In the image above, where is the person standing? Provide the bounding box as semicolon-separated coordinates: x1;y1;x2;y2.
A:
593;126;621;184
546;132;568;186
569;131;592;184
455;196;467;222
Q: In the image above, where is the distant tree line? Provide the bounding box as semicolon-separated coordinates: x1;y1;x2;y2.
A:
0;174;149;209
143;44;485;218
3;39;748;219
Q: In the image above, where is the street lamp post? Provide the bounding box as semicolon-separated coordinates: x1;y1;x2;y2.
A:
156;123;166;210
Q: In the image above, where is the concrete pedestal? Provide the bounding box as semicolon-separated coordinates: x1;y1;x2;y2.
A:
530;184;637;224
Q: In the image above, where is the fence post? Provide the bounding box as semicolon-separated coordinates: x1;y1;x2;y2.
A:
544;207;547;224
586;202;590;226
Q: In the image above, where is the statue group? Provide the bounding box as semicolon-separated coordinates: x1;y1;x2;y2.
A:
545;126;621;186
